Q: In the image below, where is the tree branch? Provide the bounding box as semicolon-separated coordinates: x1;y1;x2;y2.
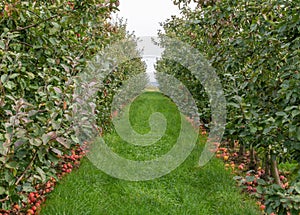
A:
0;196;9;203
15;41;33;47
10;15;58;32
15;152;37;186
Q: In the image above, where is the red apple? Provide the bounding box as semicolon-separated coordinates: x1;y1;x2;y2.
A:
13;204;20;210
259;205;266;210
27;209;34;215
238;164;244;170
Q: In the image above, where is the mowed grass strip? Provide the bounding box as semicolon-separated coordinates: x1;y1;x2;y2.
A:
40;92;260;215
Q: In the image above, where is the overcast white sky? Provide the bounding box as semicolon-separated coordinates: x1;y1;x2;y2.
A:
112;0;183;83
113;0;181;36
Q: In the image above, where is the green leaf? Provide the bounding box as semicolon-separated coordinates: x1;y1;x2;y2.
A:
56;137;70;149
42;133;51;145
263;127;272;135
47;58;56;64
233;176;243;180
245;176;255;182
276;112;287;117
284;106;298;111
7;32;20;39
51;148;62;156
9;73;20;79
61;64;70;73
256;185;264;194
249;125;257;134
53;87;62;94
36;167;46;182
1;74;8;83
5;81;16;90
295;182;300;193
71;135;79;144
29;138;42;147
49;38;57;45
257;179;266;185
51;22;60;29
0;186;6;195
292;110;300;118
191;20;201;24
5;161;18;169
22;183;35;192
233;95;243;103
48;151;60;164
0;40;5;49
26;72;35;79
227;102;240;108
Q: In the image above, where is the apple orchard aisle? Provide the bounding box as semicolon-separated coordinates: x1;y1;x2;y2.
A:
40;92;260;215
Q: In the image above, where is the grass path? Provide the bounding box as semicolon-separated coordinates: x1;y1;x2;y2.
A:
40;92;260;215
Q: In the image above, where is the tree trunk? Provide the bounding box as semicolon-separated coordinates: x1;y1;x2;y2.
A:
239;143;245;156
238;143;246;163
249;144;257;170
264;152;271;178
271;154;282;186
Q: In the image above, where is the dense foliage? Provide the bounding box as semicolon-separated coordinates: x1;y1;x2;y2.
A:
157;0;299;214
0;0;145;210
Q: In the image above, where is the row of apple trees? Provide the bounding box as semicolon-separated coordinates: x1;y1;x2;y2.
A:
0;0;145;209
156;0;299;213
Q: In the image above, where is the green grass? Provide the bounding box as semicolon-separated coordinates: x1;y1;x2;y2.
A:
40;92;260;215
